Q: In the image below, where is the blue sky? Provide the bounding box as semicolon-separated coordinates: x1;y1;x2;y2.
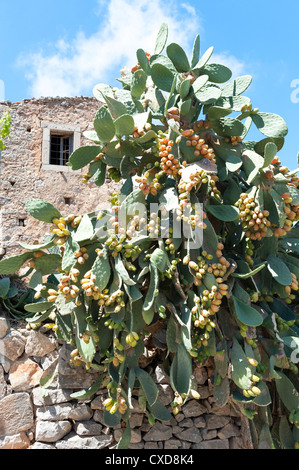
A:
0;0;298;169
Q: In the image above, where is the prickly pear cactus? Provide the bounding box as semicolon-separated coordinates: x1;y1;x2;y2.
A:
1;23;299;449
0;110;11;152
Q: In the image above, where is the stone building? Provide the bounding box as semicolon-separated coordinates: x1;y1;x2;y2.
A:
0;96;119;258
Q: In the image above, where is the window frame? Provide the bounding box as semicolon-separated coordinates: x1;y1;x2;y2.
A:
41;121;81;172
49;133;73;166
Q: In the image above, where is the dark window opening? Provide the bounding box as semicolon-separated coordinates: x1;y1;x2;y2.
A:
50;134;73;166
19;218;26;226
64;197;72;205
26;125;32;132
9;180;16;186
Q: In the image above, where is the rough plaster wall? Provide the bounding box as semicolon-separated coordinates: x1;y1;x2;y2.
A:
0;97;119;258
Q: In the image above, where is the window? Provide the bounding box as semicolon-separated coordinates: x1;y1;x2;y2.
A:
41;122;80;171
50;134;73;166
63;196;72;205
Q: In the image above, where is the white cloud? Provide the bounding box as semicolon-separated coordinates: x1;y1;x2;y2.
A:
213;52;247;79
17;0;246;98
181;2;197;16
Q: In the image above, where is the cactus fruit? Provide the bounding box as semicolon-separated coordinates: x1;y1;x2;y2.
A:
158;137;180;176
193;119;210;132
225;136;242;147
135;167;164;196
50;217;72;246
182;129;216;163
188;245;230;350
125;331;139;347
166;106;180;122
108;167;121;182
236;194;271;240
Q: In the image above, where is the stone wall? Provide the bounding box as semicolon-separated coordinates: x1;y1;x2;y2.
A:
0;97;119;258
0;313;253;450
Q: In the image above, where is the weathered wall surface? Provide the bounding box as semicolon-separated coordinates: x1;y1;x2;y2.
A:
0;97;119;258
0;315;252;450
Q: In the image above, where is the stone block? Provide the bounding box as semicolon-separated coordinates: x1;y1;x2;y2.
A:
202;428;218;440
178;417;194;428
192;438;230;449
32;386;72;406
205;414;231;429
35;420;72;442
0;330;25;361
67;404;93;421
143;422;173;441
9;358;43;391
182;399;207;418
36;403;73;421
0;431;30;449
164;438;182;449
174;426;202;444
157;383;173;406
0;365;7;399
217;423;241;439
0;315;9;339
193;416;206;428
29;442;56;449
0;392;34;437
74;421;102;436
25;330;56;357
194;366;208;384
55;431;113;449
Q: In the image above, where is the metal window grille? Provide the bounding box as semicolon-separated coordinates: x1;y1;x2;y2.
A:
50;134;73;165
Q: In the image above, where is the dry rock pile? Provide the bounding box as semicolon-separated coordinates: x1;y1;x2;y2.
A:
0;312;252;449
